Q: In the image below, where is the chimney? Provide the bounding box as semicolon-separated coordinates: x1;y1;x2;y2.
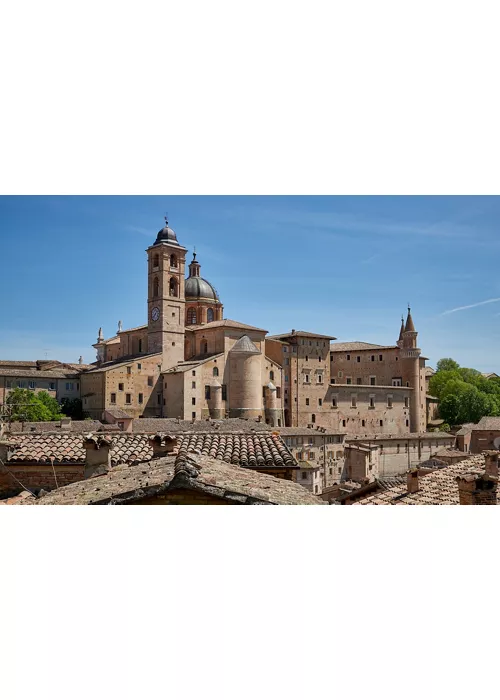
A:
60;418;72;431
148;434;179;459
456;473;498;505
83;435;112;479
483;450;499;478
79;356;83;365
407;468;419;494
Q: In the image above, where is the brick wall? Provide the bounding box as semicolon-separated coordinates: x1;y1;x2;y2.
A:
0;464;84;499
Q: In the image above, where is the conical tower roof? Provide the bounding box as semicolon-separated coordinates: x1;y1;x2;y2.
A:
229;335;261;355
405;307;416;333
398;316;405;341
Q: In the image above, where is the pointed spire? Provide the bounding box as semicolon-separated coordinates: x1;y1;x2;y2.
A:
405;306;416;333
398;315;405;341
117;320;123;334
98;327;104;342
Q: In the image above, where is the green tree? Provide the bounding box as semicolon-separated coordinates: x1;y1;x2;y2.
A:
37;391;64;420
5;388;52;422
428;370;462;400
60;397;84;420
439;394;462;425
436;358;460;373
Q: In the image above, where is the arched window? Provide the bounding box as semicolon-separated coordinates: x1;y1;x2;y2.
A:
153;254;159;268
202;341;208;354
270;370;274;381
170;254;178;268
312;414;316;423
213;367;219;377
169;278;178;297
187;308;197;325
153;277;159;298
207;308;214;323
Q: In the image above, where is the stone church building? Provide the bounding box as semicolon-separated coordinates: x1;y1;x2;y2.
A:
81;220;427;436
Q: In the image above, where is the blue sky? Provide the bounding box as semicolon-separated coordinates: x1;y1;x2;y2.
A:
1;195;499;371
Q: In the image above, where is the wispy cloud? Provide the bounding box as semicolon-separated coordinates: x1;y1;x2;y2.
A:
441;298;500;315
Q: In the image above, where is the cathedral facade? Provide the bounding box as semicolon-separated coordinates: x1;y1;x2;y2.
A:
81;220;427;436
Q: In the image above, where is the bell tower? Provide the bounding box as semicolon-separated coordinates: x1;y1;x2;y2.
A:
147;218;187;369
399;306;423;433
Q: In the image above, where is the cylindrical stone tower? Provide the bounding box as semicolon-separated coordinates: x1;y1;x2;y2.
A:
264;382;280;427
228;335;262;420
208;380;223;419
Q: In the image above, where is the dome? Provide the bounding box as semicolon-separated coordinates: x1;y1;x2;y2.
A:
154;220;181;246
185;276;219;301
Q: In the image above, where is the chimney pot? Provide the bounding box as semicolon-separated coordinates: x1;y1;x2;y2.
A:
457;472;498;505
483;450;499;478
83;435;112;479
407;468;419;494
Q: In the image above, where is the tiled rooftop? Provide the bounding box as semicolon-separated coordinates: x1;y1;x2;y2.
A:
268;330;336;341
186;319;268;333
474;416;500;431
4;431;297;469
330;342;397;352
7;420;105;434
18;451;323;506
131;418;271;433
354;455;495;505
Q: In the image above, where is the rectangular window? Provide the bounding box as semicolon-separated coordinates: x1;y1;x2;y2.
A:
283;346;287;353
380;420;383;427
126;393;132;404
332;396;338;408
138;393;144;404
346;354;350;360
392;378;402;386
370;377;376;385
338;371;343;379
285;375;289;382
222;385;227;401
192;381;196;389
362;419;366;427
285;358;290;365
205;386;211;400
192;412;196;419
119;383;124;391
127;367;132;375
406;419;409;427
357;356;361;363
148;377;153;387
342;419;346;427
301;471;307;480
66;382;74;391
18;381;26;388
351;395;357;408
379;355;383;361
371;355;375;361
331;378;336;384
157;394;161;405
387;395;393;408
276;387;281;399
192;397;196;405
29;381;36;390
138;340;142;353
346;377;352;385
317;374;323;384
137;363;142;370
404;396;409;408
369;396;375;408
318;398;322;406
306;398;310;406
309;452;315;459
356;378;362;385
305;375;310;383
111;393;116;404
192;370;196;377
6;381;12;388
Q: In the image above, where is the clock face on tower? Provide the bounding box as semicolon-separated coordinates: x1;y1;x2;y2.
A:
151;307;160;322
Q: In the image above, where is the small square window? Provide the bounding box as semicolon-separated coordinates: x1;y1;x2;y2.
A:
137;363;142;370
119;383;124;391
